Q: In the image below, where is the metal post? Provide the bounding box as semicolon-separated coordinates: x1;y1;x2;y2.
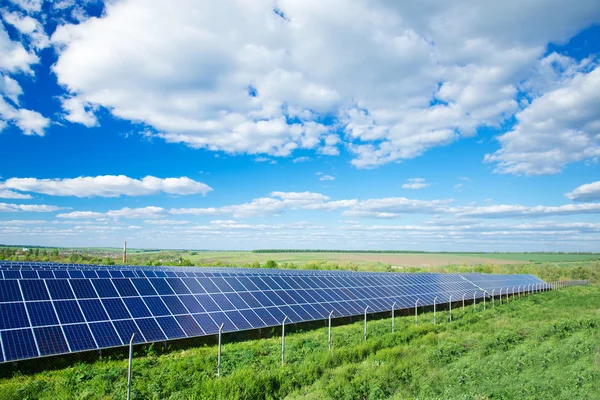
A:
483;293;486;310
328;310;334;350
492;289;495;307
364;306;369;342
473;291;476;311
392;302;397;333
462;293;466;314
518;286;521;299
127;333;135;400
449;295;453;322
506;287;509;303
217;323;224;377
281;316;288;366
512;286;516;300
415;299;420;325
433;296;437;324
499;288;502;305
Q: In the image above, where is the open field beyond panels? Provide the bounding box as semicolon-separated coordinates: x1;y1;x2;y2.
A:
1;286;598;400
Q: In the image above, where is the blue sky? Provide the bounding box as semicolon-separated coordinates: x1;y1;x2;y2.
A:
1;0;600;251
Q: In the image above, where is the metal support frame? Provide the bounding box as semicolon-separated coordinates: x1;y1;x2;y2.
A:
217;323;224;377
364;306;369;341
281;316;288;366
491;289;495;307
506;287;509;303
127;333;135;400
473;291;477;311
448;295;453;322
391;302;397;333
512;286;516;300
462;293;466;314
499;288;503;305
518;286;521;299
433;296;438;324
415;299;420;325
483;292;486;310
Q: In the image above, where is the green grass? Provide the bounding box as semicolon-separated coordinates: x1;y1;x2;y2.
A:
454;253;600;262
1;286;598;400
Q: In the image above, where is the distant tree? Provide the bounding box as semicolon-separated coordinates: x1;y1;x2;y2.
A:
52;248;59;257
264;260;278;269
42;249;48;257
34;248;39;257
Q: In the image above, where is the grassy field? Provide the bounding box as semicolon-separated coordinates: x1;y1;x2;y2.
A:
1;285;598;400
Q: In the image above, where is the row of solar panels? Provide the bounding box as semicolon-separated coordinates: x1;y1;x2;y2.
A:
0;262;547;363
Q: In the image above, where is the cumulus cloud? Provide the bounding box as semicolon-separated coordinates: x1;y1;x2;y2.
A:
57;206;166;219
1;175;213;197
485;64;600;175
292;156;311;163
565;181;600;202
48;0;600;167
319;175;335;181
1;10;50;49
0;189;32;199
0;202;62;212
402;178;429;189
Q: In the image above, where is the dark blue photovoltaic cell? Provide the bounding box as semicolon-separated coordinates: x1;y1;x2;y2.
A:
278;306;302;323
197;278;220;293
79;299;109;322
165;278;190;294
96;270;110;278
210;294;235;311
20;280;49;301
34;326;69;356
38;270;54;279
265;291;286;306
211;278;234;293
0;303;30;329
70;280;98;299
123;297;152;318
63;324;96;352
192;313;218;334
236;277;259;291
175;315;203;336
112;279;139;297
136;318;166;341
267;307;286;323
26;301;59;327
102;298;131;320
3;271;20;279
224;293;249;309
144;297;170;316
253;308;279;325
251;292;275;307
238;292;261;308
0;280;22;302
113;320;144;344
83;271;97;278
54;300;85;324
109;270;124;278
89;322;122;347
149;278;174;295
91;279;118;297
179;295;205;313
2;329;38;361
161;296;188;315
54;270;69;278
46;279;75;300
131;279;157;296
156;316;186;338
239;309;266;328
209;312;236;332
181;278;204;294
291;305;312;320
226;311;252;330
195;295;221;312
68;270;84;279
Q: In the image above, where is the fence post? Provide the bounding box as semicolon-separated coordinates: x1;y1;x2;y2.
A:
415;299;420;325
462;293;466;314
492;289;495;307
364;306;369;342
328;310;334;350
392;302;397;333
473;291;477;311
127;333;135;400
499;288;503;305
217;323;224;377
483;292;486;310
449;295;453;322
434;296;437;325
281;316;288;366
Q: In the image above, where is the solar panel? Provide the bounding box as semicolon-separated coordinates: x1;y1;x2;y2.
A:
0;261;549;363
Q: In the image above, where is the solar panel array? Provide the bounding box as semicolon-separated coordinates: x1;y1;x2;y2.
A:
0;261;547;363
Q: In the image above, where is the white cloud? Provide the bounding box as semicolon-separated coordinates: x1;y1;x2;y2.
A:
292;156;311;163
7;0;43;13
319;175;335;181
57;206;166;219
0;21;38;74
402;178;429;189
451;203;600;218
254;156;276;164
0;189;32;199
0;74;23;103
1;11;50;49
61;96;98;127
0;202;62;212
2;175;213;197
454;183;463;189
0;97;50;136
342;197;453;219
143;219;190;225
485;64;600;175
565;181;600;202
49;0;600;167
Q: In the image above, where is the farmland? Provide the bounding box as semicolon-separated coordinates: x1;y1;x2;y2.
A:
0;285;598;399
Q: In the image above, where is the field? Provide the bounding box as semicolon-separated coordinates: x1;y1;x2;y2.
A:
1;285;598;399
180;251;600;267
